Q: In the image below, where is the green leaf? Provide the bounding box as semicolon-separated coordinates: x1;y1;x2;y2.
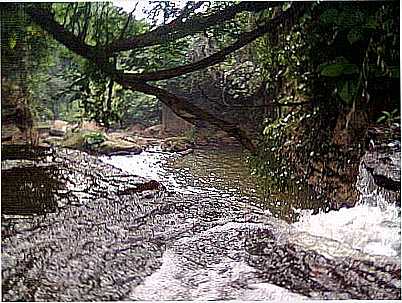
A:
347;28;364;44
320;8;339;24
381;111;391;118
320;63;359;77
8;33;17;49
388;67;400;78
376;116;387;123
85;135;104;145
365;16;378;29
338;9;364;27
338;80;358;104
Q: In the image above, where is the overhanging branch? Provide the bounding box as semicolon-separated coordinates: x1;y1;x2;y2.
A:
123;2;307;82
118;79;257;151
28;7;100;61
27;2;309;151
103;1;283;54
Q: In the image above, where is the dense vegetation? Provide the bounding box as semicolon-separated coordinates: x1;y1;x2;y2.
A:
1;1;399;208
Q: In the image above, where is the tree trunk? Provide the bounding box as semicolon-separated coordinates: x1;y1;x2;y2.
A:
122;80;257;152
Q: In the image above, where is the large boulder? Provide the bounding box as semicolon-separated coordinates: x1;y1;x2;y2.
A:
1;124;20;142
80;121;104;132
60;130;142;155
97;139;142;155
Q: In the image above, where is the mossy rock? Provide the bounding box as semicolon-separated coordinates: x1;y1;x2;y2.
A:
61;130;95;149
97;140;142;155
44;130;142;155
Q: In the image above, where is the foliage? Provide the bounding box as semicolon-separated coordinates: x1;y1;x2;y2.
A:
1;3;52;123
83;131;106;146
48;3;165;127
376;109;400;127
115;88;160;127
250;1;399;202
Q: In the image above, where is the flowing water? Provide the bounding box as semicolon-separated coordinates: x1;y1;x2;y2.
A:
100;146;322;222
1;145;400;300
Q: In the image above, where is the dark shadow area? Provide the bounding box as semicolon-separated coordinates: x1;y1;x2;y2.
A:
2;164;63;215
1;144;53;161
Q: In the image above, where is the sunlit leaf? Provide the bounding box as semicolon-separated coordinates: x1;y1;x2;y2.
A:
320;63;359;77
8;33;17;49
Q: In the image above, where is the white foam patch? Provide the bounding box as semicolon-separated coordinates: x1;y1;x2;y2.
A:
100;153;166;180
293;203;400;258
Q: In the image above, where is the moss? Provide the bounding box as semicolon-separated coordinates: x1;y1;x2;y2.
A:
62;130;93;149
97;139;142;155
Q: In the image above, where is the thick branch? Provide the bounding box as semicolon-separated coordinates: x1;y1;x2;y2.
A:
123;2;308;82
28;3;308;151
103;1;283;54
119;80;257;152
28;7;100;61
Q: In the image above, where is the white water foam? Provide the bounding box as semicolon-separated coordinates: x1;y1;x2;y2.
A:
130;221;306;301
293;200;401;258
100;151;173;180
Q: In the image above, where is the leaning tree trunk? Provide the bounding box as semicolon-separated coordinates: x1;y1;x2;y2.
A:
123;80;257;152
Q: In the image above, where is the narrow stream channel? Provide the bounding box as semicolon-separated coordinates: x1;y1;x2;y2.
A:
2;146;400;300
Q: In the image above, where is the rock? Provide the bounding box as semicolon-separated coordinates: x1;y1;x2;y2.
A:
221;136;237;144
43;136;65;145
2;135;13;142
97;139;142;155
54;130;142;155
80;121;104;132
1;125;20;142
128;123;145;134
357;145;401;206
143;125;163;137
160;136;193;152
106;132;124;141
49;128;67;137
117;180;166;195
124;136;160;148
36;125;51;138
361;148;401;183
49;120;68;137
178;148;194;156
215;130;229;139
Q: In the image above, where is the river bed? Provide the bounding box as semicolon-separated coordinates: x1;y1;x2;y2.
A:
1;146;400;300
101;146;401;259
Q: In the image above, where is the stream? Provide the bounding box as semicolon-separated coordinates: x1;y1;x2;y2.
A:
1;146;401;300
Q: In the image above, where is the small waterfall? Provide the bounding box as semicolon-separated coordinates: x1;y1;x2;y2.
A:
294;147;401;259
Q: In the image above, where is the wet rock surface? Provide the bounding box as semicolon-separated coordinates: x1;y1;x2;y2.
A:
358;144;401;206
1;147;400;300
